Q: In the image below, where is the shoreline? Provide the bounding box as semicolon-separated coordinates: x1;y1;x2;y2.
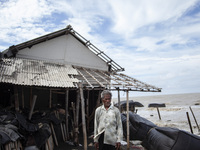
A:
113;93;200;135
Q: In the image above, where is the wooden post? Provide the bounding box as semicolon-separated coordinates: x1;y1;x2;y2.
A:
29;95;37;120
118;89;121;112
126;90;130;150
79;83;87;150
157;107;161;120
21;86;24;108
86;90;89;131
74;89;80;145
14;86;19;112
189;106;200;131
49;89;51;108
65;89;69;140
186;112;193;134
30;87;32;108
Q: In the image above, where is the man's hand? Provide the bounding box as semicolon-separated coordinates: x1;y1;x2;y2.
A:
94;142;99;150
116;142;121;150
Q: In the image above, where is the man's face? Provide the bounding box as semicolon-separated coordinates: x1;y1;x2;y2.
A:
102;94;111;108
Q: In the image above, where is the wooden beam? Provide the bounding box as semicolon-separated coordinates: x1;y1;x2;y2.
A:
75;67;93;88
83;68;105;87
93;70;111;84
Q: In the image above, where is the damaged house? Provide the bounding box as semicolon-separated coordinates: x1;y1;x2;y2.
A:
0;25;161;149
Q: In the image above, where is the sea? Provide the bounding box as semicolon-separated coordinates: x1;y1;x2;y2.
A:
113;93;200;135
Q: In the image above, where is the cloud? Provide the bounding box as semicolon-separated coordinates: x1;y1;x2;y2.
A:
0;0;56;44
108;0;198;37
0;0;200;96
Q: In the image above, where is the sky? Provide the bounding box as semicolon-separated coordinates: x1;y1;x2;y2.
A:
0;0;200;97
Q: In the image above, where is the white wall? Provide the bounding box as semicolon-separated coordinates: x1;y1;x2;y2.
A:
16;34;108;71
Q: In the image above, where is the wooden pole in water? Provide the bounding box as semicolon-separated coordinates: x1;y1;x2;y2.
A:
126;90;130;150
189;106;200;131
186;112;193;134
79;83;87;150
157;107;161;120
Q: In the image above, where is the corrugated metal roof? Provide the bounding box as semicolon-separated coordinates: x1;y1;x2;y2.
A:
0;58;161;92
0;58;79;88
74;67;161;92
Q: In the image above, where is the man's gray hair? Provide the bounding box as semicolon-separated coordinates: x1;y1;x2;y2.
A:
101;90;112;99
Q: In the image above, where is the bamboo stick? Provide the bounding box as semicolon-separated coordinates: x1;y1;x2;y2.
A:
14;141;18;150
30;87;32;108
49;89;52;108
50;123;58;146
126;90;130;150
60;123;65;142
118;89;121;112
47;138;51;150
65;89;69;140
86;90;89;131
74;89;80;144
29;95;37;120
22;86;24;108
79;83;87;150
14;86;19;112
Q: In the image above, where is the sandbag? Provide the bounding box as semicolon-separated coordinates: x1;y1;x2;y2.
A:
122;112;200;150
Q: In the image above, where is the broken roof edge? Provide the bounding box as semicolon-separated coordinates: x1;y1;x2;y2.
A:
1;25;124;72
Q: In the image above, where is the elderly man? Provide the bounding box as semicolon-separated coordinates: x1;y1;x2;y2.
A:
94;90;123;150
